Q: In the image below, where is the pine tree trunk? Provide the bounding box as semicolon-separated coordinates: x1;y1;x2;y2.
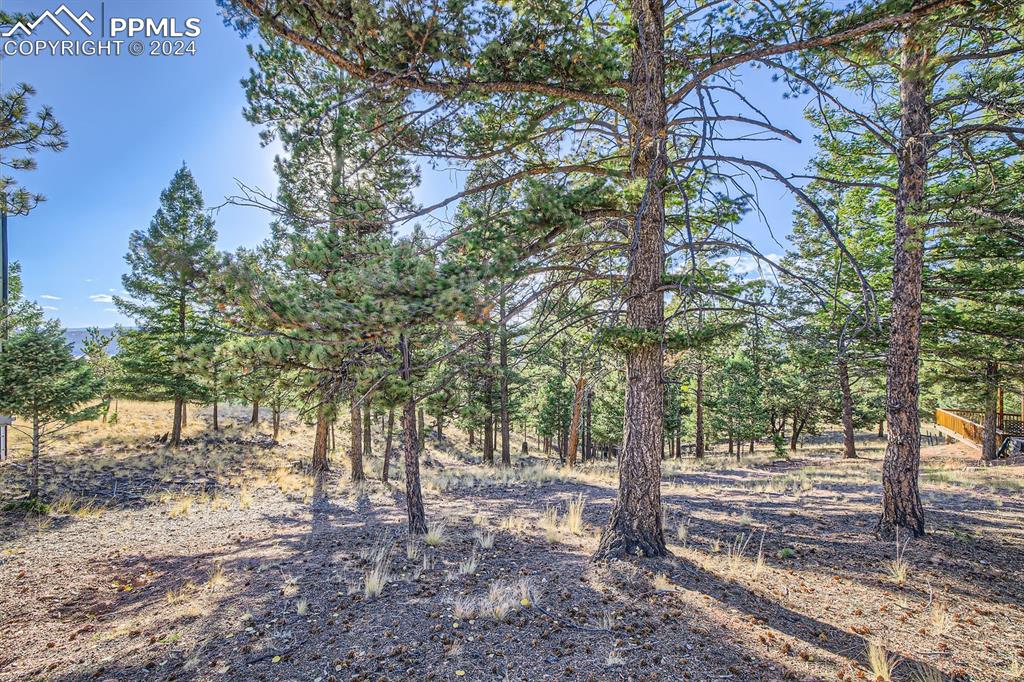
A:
595;0;668;559
838;358;858;459
584;392;593;461
212;400;219;432
878;21;931;540
29;416;40;500
483;417;494;466
566;373;586;469
363;398;373;457
499;296;511;467
400;335;427;534
482;332;495;465
350;396;365;481
996;382;1004;431
272;406;281;441
311;408;330;474
695;363;705;459
250;400;259;425
382;406;395;483
436;414;444;440
170;396;183;448
790;412;805;451
181;402;187;428
417;407;425;449
982;361;999;460
878;420;885;438
468;429;475;447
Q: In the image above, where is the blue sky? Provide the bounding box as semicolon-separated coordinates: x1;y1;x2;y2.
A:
3;0;816;328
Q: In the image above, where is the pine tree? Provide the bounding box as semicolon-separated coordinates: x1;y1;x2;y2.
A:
115;165;219;447
0;320;103;499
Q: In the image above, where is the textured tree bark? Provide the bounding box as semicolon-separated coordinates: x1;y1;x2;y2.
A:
695;363;705;459
272;406;281;441
790;412;806;451
363;397;373;457
468;429;474;447
566;373;586;469
212;400;219;432
499;297;511;467
996;381;1004;431
350;396;365;481
878;420;885;438
417;407;425;449
482;332;494;465
311;407;330;474
838;358;858;459
181;402;187;428
878;19;931;540
595;0;668;559
170;396;183;448
982;362;999;461
584;392;593;461
251;400;260;425
400;335;427;534
382;406;395;483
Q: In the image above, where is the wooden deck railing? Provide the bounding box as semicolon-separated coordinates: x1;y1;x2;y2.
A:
935;408;1022;447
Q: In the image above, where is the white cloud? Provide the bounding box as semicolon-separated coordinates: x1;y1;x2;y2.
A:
103;308;118;313
89;294;114;303
41;305;59;311
39;294;61;300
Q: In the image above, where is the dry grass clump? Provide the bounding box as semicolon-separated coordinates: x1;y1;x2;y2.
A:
887;538;910;586
49;493;105;517
166;581;197;604
478;577;536;621
928;600;951;636
540;505;560;541
169;495;194;518
500;513;527;532
424;520;448;547
453;594;477;620
473;529;495;549
652;573;674;591
239;485;253;510
206;562;228;590
458;551;479;575
675;519;689;547
296;598;309;615
562;493;586;534
363;539;393;599
864;641;896;681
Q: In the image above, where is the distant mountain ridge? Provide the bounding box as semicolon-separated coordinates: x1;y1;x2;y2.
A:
64;327;121;356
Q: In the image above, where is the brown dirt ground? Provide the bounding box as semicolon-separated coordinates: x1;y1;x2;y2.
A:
1;402;1023;681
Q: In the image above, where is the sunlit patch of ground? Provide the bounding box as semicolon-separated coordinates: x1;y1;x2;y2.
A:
1;401;1022;681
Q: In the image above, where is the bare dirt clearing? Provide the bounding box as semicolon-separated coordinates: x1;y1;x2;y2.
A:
2;403;1022;681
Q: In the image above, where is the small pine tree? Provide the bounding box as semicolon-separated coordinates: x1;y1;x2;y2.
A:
0;321;103;499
